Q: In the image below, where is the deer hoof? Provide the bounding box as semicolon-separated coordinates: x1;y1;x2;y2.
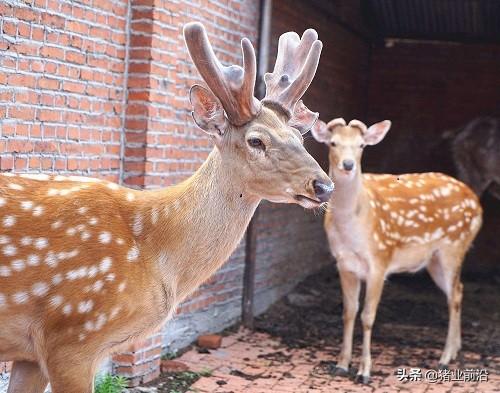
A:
331;366;349;377
354;374;371;384
438;363;449;370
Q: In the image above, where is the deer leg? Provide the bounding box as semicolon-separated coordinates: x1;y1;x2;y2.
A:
335;268;360;375
7;361;48;393
356;271;384;384
427;253;463;368
46;355;95;393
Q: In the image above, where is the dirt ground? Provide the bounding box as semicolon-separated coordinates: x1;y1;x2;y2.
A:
138;265;500;392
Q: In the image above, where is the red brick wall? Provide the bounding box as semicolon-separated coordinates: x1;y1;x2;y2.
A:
365;40;500;273
0;0;128;179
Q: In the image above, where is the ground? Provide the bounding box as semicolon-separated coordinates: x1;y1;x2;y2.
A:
137;265;500;393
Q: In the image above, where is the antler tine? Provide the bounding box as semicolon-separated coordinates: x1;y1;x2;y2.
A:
183;22;261;126
263;28;323;118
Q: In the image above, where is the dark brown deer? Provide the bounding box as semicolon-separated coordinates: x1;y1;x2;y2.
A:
0;23;332;393
447;117;500;200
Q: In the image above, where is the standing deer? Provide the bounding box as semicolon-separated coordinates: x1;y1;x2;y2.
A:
0;23;333;393
446;117;500;200
312;118;482;383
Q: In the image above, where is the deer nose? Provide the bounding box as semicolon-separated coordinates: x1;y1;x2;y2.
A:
313;179;334;202
342;159;355;171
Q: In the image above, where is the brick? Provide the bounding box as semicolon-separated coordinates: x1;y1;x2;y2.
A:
160;360;189;373
197;335;223;350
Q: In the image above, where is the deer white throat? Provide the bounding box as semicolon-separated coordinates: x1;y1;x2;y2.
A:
329;167;364;215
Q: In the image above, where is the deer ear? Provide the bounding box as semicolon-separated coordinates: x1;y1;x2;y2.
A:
364;120;392;145
190;85;228;138
289;100;319;134
311;119;330;143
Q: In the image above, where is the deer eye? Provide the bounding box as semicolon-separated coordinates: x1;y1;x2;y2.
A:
360;143;365;148
330;141;336;147
247;137;265;150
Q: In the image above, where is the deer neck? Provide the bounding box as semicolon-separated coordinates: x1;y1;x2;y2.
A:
329;166;365;217
137;148;259;303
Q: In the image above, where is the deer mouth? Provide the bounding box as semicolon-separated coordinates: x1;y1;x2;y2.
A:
294;194;323;208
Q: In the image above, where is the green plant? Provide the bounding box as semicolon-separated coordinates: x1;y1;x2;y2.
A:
161;350;179;360
94;373;128;393
162;370;213;393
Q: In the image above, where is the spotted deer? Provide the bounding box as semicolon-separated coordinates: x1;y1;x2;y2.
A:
312;118;482;383
0;23;333;393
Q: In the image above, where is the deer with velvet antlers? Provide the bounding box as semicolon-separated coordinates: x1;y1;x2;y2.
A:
0;23;333;393
312;118;482;384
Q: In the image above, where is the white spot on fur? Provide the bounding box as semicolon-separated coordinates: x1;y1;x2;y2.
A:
9;183;24;191
99;257;112;273
52;273;63;285
66;266;88;281
27;254;40;266
62;304;72;315
151;207;159;225
45;251;58;267
32;206;44;216
11;259;25;271
88;265;98;278
84;320;95;331
118;281;127;292
77;206;88;214
20;201;33;210
0;197;5;207
32;282;49;296
51;220;62;229
78;299;93;313
81;231;91;241
3;215;16;227
116;238;124;245
92;280;104;292
20;173;50;180
126;192;135;201
109;306;121;320
0;293;6;308
107;182;120;190
49;295;63;308
13;292;29;304
20;236;32;246
133;213;143;236
0;235;10;244
89;217;98;226
3;244;17;256
66;227;76;236
0;266;12;276
127;245;139;262
95;313;107;330
34;238;48;249
99;231;112;244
